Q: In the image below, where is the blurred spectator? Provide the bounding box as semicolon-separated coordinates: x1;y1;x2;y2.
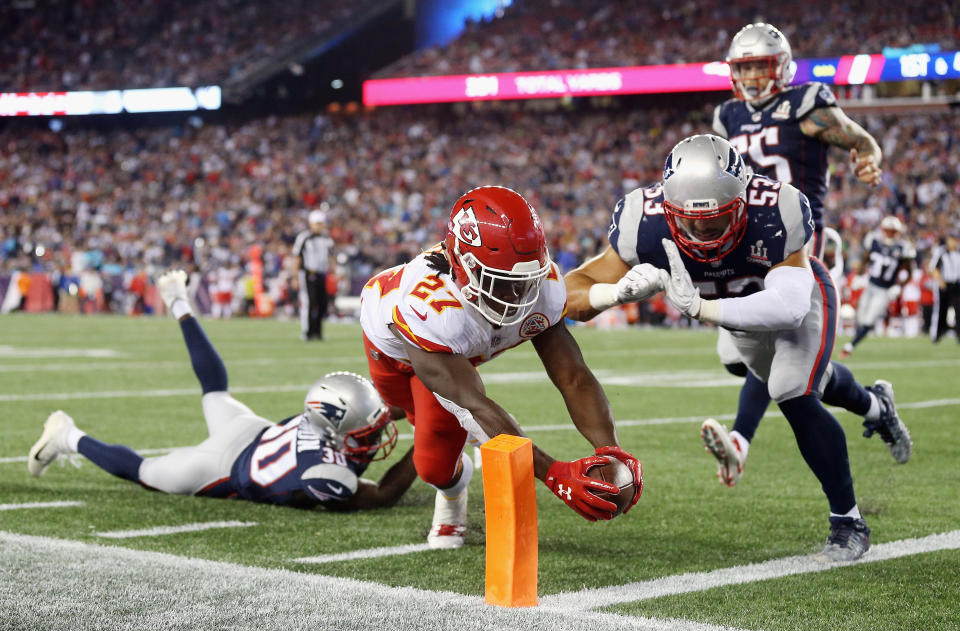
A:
0;102;958;321
376;1;958;79
0;0;376;91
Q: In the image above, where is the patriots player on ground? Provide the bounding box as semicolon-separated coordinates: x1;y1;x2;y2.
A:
28;270;416;511
360;185;642;548
565;135;912;560
705;22;886;484
840;216;915;358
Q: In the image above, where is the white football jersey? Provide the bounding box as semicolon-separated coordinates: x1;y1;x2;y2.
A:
359;247;567;365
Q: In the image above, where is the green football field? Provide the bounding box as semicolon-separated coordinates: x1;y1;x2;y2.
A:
1;314;958;631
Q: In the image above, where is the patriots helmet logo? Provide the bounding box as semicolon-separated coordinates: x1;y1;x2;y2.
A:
662;153;675;181
318;401;347;426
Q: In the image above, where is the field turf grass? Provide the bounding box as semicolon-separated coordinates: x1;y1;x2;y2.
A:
1;313;958;630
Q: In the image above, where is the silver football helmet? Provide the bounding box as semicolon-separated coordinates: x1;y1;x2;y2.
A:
879;216;904;245
727;23;796;103
662;134;750;263
303;371;397;462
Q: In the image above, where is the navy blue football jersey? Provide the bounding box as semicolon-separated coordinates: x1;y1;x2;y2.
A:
608;175;813;299
226;415;369;507
863;231;916;289
713;82;836;228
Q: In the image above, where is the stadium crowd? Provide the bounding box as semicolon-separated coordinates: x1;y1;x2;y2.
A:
1;103;958;318
0;0;376;91
376;0;958;78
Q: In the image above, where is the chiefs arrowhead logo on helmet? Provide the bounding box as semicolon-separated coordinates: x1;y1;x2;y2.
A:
444;186;552;327
450;206;482;247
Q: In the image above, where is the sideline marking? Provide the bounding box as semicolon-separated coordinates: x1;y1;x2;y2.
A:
2;397;958;465
293;543;433;564
0;530;745;631
94;521;257;539
0;501;85;511
540;530;960;612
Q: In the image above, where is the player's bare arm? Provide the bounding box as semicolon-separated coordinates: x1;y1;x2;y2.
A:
800;106;882;186
334;445;418;511
565;246;664;321
393;330;556;480
531;322;619;449
564;246;630;321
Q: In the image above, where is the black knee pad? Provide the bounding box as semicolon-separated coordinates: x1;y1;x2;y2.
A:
724;362;748;378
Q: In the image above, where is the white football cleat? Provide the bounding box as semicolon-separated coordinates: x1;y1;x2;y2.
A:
156;269;190;314
701;418;745;487
28;410;77;477
427;489;467;549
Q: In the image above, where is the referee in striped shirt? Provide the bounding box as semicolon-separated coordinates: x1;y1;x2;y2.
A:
931;233;960;343
292;208;334;341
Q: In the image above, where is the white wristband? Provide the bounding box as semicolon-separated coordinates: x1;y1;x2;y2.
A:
171;299;193;320
588;283;621;311
697;298;722;324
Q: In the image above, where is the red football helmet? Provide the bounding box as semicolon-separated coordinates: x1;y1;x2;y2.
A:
444;186;551;326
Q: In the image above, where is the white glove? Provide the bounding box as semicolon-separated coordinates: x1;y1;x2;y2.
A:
615;263;664;303
587;263;664;311
886;284;902;300
661;239;702;318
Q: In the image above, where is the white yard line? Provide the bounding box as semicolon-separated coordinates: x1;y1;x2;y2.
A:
0;501;85;511
0;345;124;358
539;530;960;612
0;356;368;373
3;356;958;402
1;397;958;465
293;542;434;564
93;520;258;539
0;530;748;631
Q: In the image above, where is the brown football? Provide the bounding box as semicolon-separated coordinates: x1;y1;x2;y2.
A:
586;457;635;516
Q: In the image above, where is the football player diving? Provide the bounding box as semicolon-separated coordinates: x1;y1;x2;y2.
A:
360;185;643;549
839;216;915;358
701;22;890;487
28;270;417;511
565;135;912;561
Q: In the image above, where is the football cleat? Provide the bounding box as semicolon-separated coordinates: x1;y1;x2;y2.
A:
863;380;912;464
817;516;871;562
701;418;745;487
157;269;190;314
28;410;77;477
427;489;467;549
839;342;853;359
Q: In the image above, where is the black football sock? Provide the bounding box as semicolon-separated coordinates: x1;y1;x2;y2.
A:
821;361;872;416
779;394;856;515
850;324;873;348
731;371;770;443
179;316;228;394
77;436;143;483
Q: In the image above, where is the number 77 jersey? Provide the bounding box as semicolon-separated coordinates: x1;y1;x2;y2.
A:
608;175;814;300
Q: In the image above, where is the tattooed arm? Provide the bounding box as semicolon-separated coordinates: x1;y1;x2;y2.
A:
800;106;883;186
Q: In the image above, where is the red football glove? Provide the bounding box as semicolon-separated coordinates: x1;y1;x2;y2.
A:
595;445;643;514
545;456;619;521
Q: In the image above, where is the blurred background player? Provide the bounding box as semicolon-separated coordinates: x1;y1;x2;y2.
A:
840;216;915;358
210;264;239;320
28;270;416;511
930;232;960;343
360;185;642;549
292;207;335;341
706;22;885;482
565;135;911;560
